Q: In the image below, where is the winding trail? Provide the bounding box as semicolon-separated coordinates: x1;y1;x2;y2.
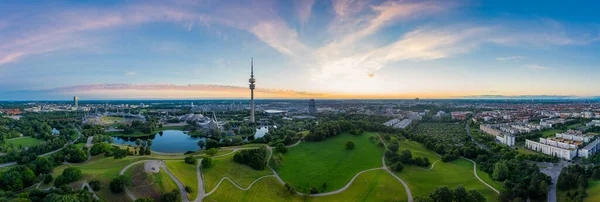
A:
426;160;441;171
193;159;205;202
81;182;100;200
461;157;500;194
205;175;276;196
376;134;414;202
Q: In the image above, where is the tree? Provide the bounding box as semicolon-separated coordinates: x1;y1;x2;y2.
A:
391;162;404;172
109;175;131;193
284;183;296;195
161;189;181;202
135;139;141;146
345;141;355;150
185;185;193;193
492;161;510;181
453;185;469;202
43;174;54;184
389;142;399;152
468;190;486;202
134;198;155;202
147;139;153;147
206;148;219;156
202;157;213;168
429;186;453;202
184;156;197;164
275;143;288;154
89;180;101;191
400;149;413;164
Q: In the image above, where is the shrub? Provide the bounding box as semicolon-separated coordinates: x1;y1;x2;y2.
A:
109;175;131;193
43;175;53;184
206;148;219;156
134;198;155;202
54;167;82;187
184;156;197;165
89;180;101;191
275;143;288;154
202;157;213;168
345;141;355;150
185;186;192;193
391;162;404;172
161;189;181;202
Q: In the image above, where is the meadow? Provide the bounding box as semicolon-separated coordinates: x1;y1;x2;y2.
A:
6;137;43;147
202;152;273;192
125;163;179;200
276;132;384;193
394;139;499;201
165;159;199;200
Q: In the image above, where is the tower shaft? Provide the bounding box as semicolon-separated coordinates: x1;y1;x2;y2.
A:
249;58;256;123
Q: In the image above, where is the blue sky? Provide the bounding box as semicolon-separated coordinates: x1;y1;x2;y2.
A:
0;0;599;100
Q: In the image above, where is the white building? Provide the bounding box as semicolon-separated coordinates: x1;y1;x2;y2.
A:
526;139;577;160
579;139;600;158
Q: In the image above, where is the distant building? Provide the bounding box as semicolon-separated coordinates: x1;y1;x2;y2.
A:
309;99;316;114
74;96;79;108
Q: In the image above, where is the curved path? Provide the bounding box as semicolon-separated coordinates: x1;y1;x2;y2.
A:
461;157;500;194
193;159;205;202
120;160;194;202
81;182;100;200
426;160;441;171
205;175;276;196
376;134;413;202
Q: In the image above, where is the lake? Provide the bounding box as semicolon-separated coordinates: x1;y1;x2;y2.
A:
113;130;206;153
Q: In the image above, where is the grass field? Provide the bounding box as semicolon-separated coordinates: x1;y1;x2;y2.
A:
276;132;384;193
202;152;273;192
6;137;43;147
394;140;499;202
558;179;600;202
165;160;199;200
40;155;152;202
541;129;563;137
311;169;408;202
105;125;186;137
517;147;540;155
206;169;408;202
476;169;504;191
205;176;303;202
126;163;178;200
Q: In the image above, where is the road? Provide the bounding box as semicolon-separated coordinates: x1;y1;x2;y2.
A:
537;161;567;202
465;122;489;150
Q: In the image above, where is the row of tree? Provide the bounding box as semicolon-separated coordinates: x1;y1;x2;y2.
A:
233;146;269;170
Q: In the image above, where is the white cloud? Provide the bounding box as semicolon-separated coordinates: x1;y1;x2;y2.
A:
525;64;549;69
295;0;315;24
496;56;527;61
124;71;137;76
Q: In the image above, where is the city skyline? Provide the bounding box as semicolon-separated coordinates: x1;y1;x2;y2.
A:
1;0;600;100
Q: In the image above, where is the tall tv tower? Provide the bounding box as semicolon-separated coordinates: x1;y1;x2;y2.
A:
249;58;256;123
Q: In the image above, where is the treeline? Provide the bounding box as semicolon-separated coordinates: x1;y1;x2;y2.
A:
122;120;157;134
233;146;268;170
0;136;68;164
305;120;399;141
557;164;599;201
414;185;486;202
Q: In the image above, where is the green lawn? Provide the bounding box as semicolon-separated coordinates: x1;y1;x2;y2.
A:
311;169;408;202
558;179;600;202
517;147;539;155
6;137;43;147
202;152;273;192
541;129;563;137
105;125;186;137
276;132;384;193
165;160;199;200
476;169;504;191
41;155;152;202
205;176;303;202
394;140;499;202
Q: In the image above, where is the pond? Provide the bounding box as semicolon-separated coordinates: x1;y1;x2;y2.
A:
113;130;206;153
254;126;269;139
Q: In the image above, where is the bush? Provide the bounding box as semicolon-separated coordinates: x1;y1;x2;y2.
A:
184;156;197;165
275;143;288;154
391;162;404;172
43;175;53;184
202;157;213;168
89;180;101;191
134;198;155;202
206;148;219;156
90;143;109;156
345;141;355;150
185;186;193;193
232;146;268;170
161;189;181;202
54;167;82;187
109;175;131;193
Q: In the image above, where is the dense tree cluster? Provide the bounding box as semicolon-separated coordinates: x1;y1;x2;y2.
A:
557;164;596;201
233;146;268;170
202;157;213;168
385;148;430;168
161;189;181;202
275;143;288;154
0;165;36;191
414;185;486;202
90;142;111;156
184;155;197;165
305;120;399;142
61;144;88;163
54;167;82;187
0;135;68;164
109;175;131;193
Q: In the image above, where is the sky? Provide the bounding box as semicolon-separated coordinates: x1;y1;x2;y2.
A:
0;0;599;100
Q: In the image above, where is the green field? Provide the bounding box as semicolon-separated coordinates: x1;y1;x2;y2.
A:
165;160;199;200
205;176;303;202
541;129;563;137
394;140;499;201
517;147;539;155
558;179;600;202
40;155;152;202
311;169;408;202
6;137;43;147
105;125;186;137
276;132;384;193
202;152;273;192
476;169;504;191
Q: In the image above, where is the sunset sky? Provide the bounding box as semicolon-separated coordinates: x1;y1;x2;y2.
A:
1;0;599;100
